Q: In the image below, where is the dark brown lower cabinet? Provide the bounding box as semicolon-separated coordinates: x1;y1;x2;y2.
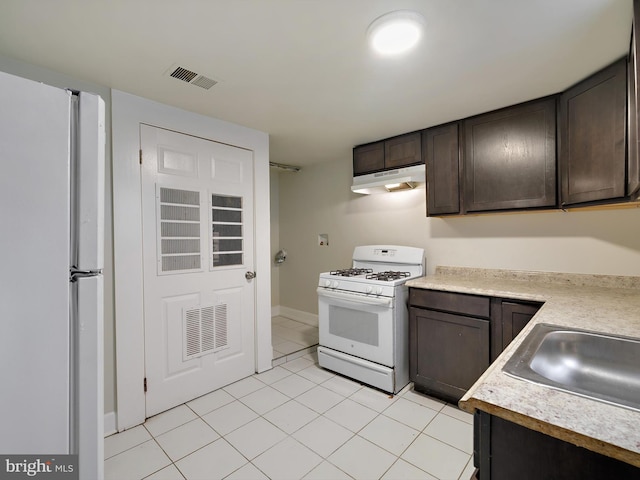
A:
409;307;490;403
490;299;542;361
474;411;640;479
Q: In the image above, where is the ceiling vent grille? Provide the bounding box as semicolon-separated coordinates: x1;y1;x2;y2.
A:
168;66;218;90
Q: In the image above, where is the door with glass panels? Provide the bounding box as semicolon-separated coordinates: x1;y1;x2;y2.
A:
140;124;255;417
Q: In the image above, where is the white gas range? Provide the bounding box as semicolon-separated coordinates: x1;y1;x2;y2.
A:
317;245;425;394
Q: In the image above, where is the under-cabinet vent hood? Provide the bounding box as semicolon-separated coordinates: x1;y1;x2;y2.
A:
351;164;425;194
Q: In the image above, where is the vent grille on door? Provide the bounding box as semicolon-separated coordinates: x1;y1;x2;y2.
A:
211;194;243;268
158;187;202;274
168;66;218;90
183;304;229;360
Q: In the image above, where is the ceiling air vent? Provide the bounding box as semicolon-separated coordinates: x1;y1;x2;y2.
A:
168;66;218;90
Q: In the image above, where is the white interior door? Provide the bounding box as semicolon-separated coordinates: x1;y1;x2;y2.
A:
141;124;255;417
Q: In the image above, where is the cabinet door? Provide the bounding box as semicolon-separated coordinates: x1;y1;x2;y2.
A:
384;132;422;169
500;301;541;351
353;141;384;175
560;58;627;205
464;97;557;212
424;123;460;215
410;307;490;403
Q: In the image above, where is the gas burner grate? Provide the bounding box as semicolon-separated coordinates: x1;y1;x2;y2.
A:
330;268;373;277
366;271;411;281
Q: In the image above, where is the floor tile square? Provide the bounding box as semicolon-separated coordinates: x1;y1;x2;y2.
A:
295;385;344;413
225;417;287;460
186;388;235;416
381;459;437;480
262;400;319;434
324;398;378;432
252;437;322;480
254;366;293;385
202;400;258;435
401;433;470;480
144;404;198;437
292;416;354;457
271;373;316;398
296;364;335;384
442;404;474;424
175;438;247;480
104;425;151;459
239;385;290;415
224;462;269;479
383;397;438;431
223;376;266;398
320;374;363;397
424;412;474;454
359;414;420;456
104;439;171;480
273;340;305;356
154;418;219;461
402;388;446;412
328;435;396;479
350;386;398;412
144;464;186;480
303;461;352;479
280;356;314;373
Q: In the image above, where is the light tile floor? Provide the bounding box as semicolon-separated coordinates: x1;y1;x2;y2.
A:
272;316;318;360
105;352;476;480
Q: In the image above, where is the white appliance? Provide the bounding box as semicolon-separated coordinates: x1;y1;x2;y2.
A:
351;163;425;194
317;245;425;394
0;71;105;479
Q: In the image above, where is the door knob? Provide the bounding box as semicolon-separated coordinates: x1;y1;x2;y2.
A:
245;271;256;280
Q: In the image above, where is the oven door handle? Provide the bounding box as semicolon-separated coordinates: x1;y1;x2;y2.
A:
316;288;393;307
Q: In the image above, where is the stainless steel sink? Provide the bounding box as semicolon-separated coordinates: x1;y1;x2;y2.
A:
503;323;640;412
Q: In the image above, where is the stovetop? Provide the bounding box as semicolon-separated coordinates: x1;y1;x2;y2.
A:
318;245;425;296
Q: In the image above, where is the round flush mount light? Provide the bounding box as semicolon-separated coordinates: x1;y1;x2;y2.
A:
367;10;425;55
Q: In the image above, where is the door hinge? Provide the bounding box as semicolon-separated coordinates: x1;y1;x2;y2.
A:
143;377;147;393
139;149;143;165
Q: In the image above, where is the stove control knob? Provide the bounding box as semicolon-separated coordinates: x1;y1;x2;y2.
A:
323;280;332;288
365;286;373;294
375;287;383;295
332;281;340;289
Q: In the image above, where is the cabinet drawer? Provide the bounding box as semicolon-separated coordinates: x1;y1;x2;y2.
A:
409;289;490;318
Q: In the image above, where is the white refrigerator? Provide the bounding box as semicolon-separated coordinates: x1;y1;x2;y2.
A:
0;71;105;480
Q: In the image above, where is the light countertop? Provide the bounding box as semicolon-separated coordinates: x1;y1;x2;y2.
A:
406;266;640;467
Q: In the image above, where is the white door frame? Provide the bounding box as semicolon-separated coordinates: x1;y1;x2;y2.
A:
111;90;272;431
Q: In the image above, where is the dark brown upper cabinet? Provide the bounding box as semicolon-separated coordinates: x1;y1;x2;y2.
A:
353;131;421;176
352;141;384;176
424;122;460;215
463;97;557;212
559;58;627;206
628;3;640;199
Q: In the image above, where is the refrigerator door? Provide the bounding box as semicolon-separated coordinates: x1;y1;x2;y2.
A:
74;91;105;271
74;274;104;480
0;71;72;453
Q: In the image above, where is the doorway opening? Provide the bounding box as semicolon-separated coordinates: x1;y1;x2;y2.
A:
271;316;318;360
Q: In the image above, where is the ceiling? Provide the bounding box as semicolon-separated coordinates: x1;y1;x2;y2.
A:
0;0;633;167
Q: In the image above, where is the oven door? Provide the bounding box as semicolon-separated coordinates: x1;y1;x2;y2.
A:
317;288;394;367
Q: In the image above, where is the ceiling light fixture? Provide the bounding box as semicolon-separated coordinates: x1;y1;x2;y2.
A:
367;10;425;55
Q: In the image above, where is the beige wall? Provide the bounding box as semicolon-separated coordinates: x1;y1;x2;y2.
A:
270;170;280;308
278;157;640;315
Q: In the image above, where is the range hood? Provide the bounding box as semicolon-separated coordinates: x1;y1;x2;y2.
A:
351;164;425;194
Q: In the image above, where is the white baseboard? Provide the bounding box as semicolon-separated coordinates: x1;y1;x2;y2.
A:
275;306;318;327
271;305;280;317
104;411;117;437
